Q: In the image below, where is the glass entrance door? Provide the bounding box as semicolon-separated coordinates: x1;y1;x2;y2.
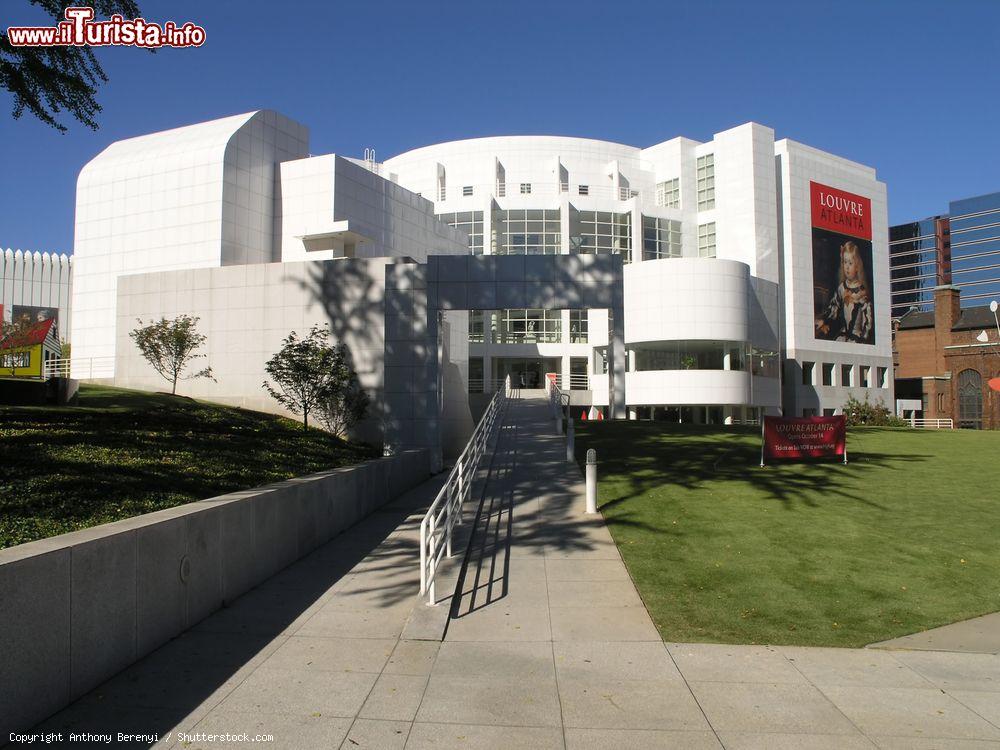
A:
494;358;560;389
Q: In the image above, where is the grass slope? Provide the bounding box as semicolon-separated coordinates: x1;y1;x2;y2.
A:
0;385;378;549
575;422;1000;647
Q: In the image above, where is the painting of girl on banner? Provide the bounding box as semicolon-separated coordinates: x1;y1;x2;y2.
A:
813;237;874;344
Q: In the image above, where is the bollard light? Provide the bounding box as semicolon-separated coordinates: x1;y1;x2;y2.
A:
585;448;597;514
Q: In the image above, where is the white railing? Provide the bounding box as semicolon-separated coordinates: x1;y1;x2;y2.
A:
420;374;512;605
546;373;591;391
909;418;954;429
43;357;115;379
545;373;571;415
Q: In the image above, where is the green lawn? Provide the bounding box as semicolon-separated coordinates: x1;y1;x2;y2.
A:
575;422;1000;648
0;385;378;549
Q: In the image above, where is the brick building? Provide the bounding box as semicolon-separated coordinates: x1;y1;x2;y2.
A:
894;286;1000;429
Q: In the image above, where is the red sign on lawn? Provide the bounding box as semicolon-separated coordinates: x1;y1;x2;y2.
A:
761;416;847;466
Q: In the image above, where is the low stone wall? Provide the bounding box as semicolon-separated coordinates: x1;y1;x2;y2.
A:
0;449;430;737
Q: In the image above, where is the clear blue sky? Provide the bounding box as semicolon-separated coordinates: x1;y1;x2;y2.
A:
2;0;999;254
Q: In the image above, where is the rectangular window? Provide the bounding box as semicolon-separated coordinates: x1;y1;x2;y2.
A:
698;222;716;258
803;408;818;417
572;210;632;262
937;393;945;411
802;361;815;385
642;216;682;260
570;357;588;390
520;183;532;194
439;211;485;254
468;357;484;393
569;310;588;343
578;185;589;196
462;185;473;197
496;309;562;344
496;182;506;197
877;366;888;388
594;348;608;375
823;408;836;417
822;362;835;386
496;209;561;255
468;310;485;343
861;365;872;388
841;364;854;387
655;178;680;208
696;154;715;210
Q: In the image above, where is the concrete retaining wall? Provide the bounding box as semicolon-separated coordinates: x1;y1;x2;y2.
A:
0;449;430;737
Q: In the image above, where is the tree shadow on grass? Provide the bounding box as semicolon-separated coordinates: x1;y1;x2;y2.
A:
574;422;933;513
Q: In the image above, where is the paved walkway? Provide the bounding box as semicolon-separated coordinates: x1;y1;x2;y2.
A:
28;396;1000;749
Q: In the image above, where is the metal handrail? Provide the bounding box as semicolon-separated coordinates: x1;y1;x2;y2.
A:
545;373;571;414
419;374;512;605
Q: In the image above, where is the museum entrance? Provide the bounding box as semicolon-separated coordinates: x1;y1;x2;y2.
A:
494;357;561;389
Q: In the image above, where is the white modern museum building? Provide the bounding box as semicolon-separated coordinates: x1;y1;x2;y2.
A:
68;110;893;459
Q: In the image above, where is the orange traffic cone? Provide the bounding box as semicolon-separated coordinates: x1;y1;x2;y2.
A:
597;410;604;421
581;411;588;420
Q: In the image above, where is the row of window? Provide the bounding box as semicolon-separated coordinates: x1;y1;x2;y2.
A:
443;183;639;200
438;209;716;259
801;361;889;389
621;160;718;212
592;343;780;378
469;309;589;344
437;153;718;213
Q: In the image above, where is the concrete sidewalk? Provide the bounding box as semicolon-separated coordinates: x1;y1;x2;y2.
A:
409;398;1000;750
26;396;1000;749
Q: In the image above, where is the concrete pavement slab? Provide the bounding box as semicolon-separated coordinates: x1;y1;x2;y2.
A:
870;613;1000;655
261;635;396;674
186;711;353;749
779;646;933;688
342;718;410;749
688;681;860;735
216;666;378;718
404;722;564;749
716;732;878;749
558;676;712;731
889;651;1000;692
820;685;1000;740
415;674;562;727
564;727;723;749
552;641;683;682
358;673;430;722
549;605;660;641
384;640;441;676
668;644;808;684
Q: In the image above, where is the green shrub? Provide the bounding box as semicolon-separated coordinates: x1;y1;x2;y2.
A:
842;394;908;427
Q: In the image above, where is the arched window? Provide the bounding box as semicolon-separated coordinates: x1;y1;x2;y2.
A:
958;369;983;429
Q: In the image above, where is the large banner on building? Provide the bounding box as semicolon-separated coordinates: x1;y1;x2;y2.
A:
811;182;875;345
761;415;847;465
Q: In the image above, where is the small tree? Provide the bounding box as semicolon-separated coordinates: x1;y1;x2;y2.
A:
129;315;214;395
316;364;370;438
263;325;368;432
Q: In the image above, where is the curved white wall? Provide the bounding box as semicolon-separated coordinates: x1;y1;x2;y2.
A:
624;257;751;344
